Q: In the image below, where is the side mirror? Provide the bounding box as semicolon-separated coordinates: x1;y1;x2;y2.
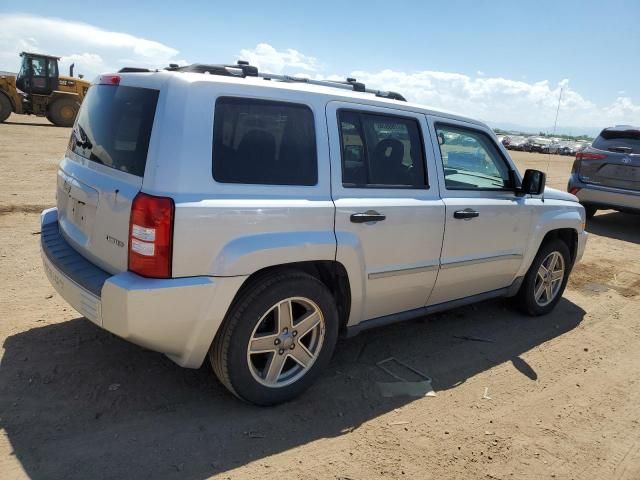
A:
521;169;546;195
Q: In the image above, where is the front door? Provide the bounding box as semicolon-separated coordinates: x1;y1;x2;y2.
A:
427;117;532;305
326;101;445;324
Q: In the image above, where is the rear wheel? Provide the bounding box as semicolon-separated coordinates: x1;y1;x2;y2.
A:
516;239;571;316
0;93;12;123
210;270;339;405
47;97;79;127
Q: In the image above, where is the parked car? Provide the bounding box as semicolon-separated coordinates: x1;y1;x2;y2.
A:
542;142;562;154
496;135;511;147
558;142;586;156
506;135;527;150
40;62;588;405
526;137;553;153
568;125;640;218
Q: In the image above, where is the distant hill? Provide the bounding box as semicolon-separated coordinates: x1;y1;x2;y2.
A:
0;71;16;77
486;121;600;139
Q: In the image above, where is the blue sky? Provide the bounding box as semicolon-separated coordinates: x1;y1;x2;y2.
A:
1;0;638;134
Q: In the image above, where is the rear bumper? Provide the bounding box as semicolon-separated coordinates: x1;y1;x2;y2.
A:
40;208;246;368
568;174;640;212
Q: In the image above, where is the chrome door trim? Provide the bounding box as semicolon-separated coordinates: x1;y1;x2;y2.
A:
368;262;440;280
440;253;523;270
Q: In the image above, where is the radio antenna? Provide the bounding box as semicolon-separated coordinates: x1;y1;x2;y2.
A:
546;86;563;175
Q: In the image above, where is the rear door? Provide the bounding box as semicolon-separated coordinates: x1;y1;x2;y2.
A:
327;101;445;322
57;78;160;274
427;117;531;305
579;129;640;191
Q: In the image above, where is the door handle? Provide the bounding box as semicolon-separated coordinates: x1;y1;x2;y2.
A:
350;210;386;223
453;209;479;220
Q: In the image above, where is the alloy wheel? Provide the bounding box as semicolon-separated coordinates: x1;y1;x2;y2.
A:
246;297;325;388
534;251;565;307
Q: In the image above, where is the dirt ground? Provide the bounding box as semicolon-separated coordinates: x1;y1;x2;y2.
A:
1;113;639;480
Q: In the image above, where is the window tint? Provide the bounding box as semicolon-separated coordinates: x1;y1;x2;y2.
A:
213;97;317;185
70;85;159;177
339;110;426;188
435;124;512;190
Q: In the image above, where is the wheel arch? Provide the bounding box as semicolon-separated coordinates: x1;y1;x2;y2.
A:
518;209;583;278
226;261;352;334
540;228;578;266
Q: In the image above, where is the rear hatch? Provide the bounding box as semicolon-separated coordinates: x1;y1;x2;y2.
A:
577;127;640;191
57;75;160;274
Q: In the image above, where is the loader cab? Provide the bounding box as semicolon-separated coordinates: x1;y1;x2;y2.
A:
16;52;59;95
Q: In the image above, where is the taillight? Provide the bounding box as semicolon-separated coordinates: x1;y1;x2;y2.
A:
98;74;121;85
571;159;581;174
569;187;581;195
128;193;174;278
576;152;606;160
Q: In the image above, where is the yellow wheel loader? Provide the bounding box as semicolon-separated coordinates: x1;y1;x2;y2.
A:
0;52;90;127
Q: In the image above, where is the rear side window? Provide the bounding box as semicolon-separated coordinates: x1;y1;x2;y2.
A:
338;110;427;188
71;85;159;177
592;129;640;154
212;97;317;185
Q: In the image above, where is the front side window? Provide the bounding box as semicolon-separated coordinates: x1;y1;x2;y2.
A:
435;124;512;190
30;57;45;76
338;110;427;188
212;97;317;186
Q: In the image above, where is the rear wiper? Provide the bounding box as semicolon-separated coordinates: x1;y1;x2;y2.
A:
75;125;93;150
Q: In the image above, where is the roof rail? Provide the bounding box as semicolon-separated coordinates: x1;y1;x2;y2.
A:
163;61;407;101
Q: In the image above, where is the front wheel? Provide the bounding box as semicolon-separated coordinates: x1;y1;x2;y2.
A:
210;270;339;405
47;97;79;127
516;239;571;316
0;93;12;123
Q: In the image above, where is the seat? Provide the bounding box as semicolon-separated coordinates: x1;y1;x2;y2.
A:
234;129;277;183
371;138;409;185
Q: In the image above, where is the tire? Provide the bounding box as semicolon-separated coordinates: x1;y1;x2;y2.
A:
47;97;79;127
516;239;571;316
210;270;339;405
0;93;12;123
584;205;597;219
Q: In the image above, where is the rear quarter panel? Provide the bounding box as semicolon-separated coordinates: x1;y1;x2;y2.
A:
145;75;336;277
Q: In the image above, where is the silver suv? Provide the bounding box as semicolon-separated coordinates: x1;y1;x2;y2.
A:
41;62;587;405
568;125;640;217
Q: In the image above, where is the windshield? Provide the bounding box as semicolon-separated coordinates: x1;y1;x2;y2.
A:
70;84;159;177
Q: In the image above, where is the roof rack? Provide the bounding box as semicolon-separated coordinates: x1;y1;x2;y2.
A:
162;61;407;101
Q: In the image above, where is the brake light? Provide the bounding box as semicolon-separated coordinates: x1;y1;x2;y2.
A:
569;187;581;195
128;193;174;278
571;159;581;174
98;74;121;86
576;152;606;160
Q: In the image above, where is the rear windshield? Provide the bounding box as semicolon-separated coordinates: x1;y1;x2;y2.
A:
70;85;159;177
593;129;640;154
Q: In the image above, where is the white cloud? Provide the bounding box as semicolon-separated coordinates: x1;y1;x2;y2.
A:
0;17;635;132
240;43;638;130
0;14;183;79
238;43;319;74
